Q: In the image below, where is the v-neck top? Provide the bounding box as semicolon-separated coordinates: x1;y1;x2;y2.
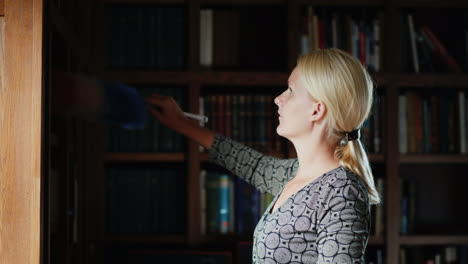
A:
208;133;371;264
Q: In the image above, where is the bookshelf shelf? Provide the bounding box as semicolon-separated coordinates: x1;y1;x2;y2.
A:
395;0;468;8
101;72;191;85
102;0;185;4
104;152;186;162
297;0;384;6
197;71;289;86
369;154;385;163
399;154;468;164
200;0;284;5
200;234;253;244
395;73;468;88
100;71;391;87
400;235;468;245
102;234;186;244
368;236;385;245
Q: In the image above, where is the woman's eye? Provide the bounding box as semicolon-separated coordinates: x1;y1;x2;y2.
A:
288;87;293;94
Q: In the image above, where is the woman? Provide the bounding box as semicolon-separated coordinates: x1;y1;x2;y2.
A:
146;48;381;263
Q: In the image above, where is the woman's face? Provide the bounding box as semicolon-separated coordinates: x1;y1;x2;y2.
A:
274;67;318;139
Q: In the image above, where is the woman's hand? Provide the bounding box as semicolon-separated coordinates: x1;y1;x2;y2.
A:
145;94;191;133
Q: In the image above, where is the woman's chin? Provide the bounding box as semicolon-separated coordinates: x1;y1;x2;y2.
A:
276;126;286;138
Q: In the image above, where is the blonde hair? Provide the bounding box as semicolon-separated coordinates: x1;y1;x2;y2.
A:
297;48;381;205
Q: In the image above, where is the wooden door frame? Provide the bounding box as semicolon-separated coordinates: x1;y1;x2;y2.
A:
0;0;44;263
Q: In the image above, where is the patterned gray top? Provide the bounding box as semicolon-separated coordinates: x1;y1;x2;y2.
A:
208;133;370;264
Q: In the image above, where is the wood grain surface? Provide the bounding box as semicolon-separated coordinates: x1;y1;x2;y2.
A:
0;0;43;263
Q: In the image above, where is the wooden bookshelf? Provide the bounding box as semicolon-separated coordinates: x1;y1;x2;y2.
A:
102;234;186;244
105;152;186;162
394;73;468;87
400;236;468;245
50;1;468;264
400;154;468;164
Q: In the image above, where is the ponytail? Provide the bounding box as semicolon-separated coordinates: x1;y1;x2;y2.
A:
335;139;381;205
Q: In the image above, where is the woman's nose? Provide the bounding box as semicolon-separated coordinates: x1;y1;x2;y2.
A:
274;95;282;106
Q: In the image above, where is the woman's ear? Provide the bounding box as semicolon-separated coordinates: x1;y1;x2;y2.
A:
311;101;326;121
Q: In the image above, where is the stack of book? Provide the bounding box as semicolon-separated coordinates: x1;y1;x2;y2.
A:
200;170;273;235
202;94;283;153
106;165;186;235
399;91;468;154
402;13;465;73
300;7;381;73
105;5;185;70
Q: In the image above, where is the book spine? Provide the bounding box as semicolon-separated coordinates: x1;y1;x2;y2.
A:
459;91;466;154
200;170;207;235
399;94;408;154
408;14;420;73
373;17;381;72
219;174;230;234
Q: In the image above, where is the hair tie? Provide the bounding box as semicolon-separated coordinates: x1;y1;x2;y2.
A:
339;129;360;146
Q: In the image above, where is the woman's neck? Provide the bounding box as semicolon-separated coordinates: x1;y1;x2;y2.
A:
290;135;340;181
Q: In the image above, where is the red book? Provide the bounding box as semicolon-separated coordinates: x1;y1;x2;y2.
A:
420;25;462;73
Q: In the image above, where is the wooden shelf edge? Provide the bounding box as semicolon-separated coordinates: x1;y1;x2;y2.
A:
100;71;191;85
105;152;185;162
395;73;468;88
298;0;384;6
369;153;385;163
99;71;394;87
102;234;186;243
396;0;468;8
399;154;468;164
400;235;468;245
201;0;284;5
368;235;385;245
102;0;184;4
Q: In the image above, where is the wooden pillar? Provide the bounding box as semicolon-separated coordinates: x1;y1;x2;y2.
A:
0;0;43;263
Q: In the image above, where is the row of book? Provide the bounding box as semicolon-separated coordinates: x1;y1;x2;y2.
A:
371;178;385;237
400;245;467;264
201;94;285;153
106;86;185;153
106;166;186;234
398;91;468;154
300;7;381;73
403;13;465;73
200;8;242;68
362;94;384;154
200;170;385;236
367;248;384;264
106;89;382;154
202;92;383;154
400;178;417;235
105;5;185;70
200;170;273;235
